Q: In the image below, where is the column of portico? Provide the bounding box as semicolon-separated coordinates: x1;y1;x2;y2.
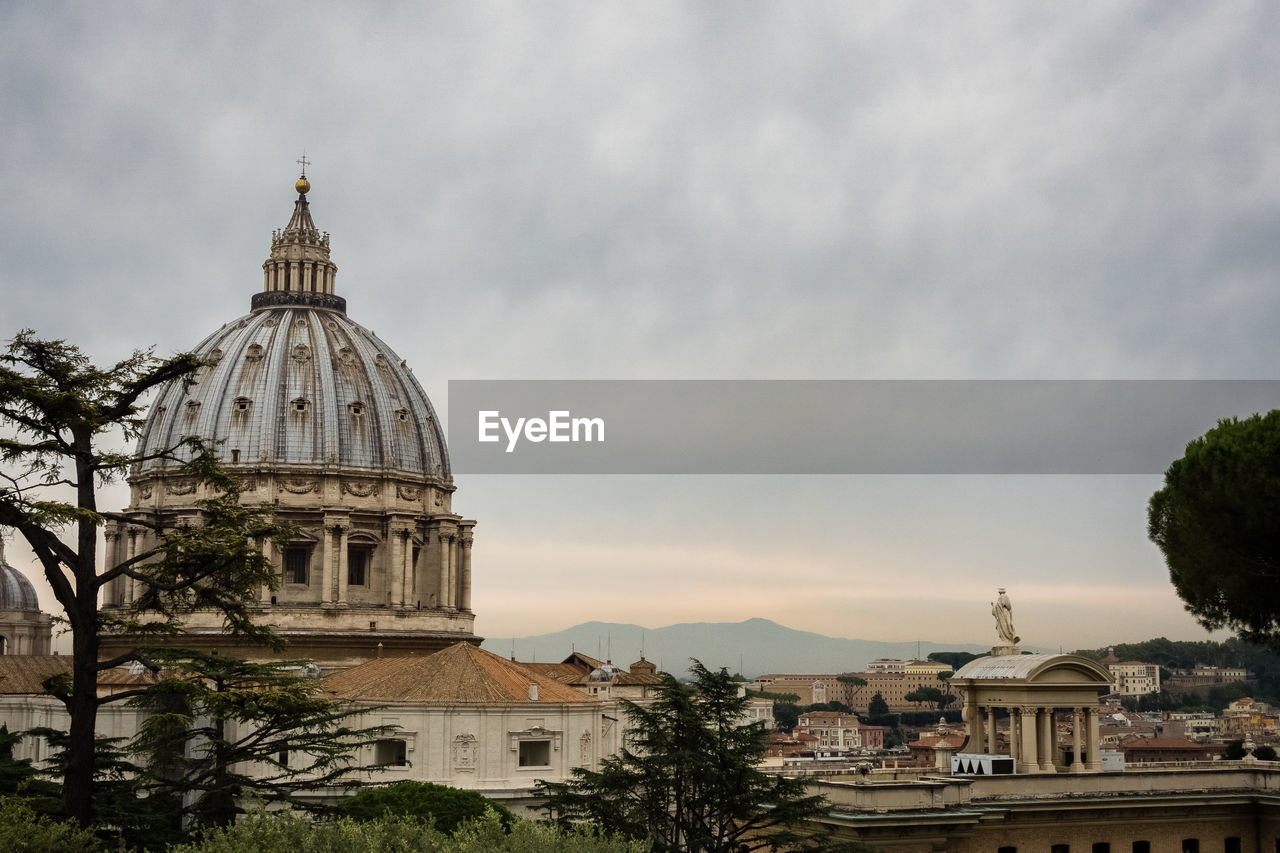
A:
259;538;274;604
459;532;473;611
103;530;120;606
1086;707;1102;771
336;524;350;606
125;530;139;604
1018;707;1039;772
967;694;984;753
321;523;336;605
986;707;998;753
389;528;404;607
1070;707;1085;772
438;530;455;609
1038;707;1056;772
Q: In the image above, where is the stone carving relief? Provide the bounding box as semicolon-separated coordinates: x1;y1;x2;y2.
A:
579;732;592;765
137;483;153;500
337;346;356;366
396;485;421;501
342;480;378;498
279;479;318;495
263;317;278;327
291;343;311;363
246;343;265;361
452;733;477;771
208;348;224;363
166;479;196;496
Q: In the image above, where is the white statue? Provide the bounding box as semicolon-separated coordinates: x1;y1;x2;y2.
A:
992;587;1020;646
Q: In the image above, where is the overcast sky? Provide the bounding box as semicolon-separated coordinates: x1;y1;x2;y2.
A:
3;2;1277;658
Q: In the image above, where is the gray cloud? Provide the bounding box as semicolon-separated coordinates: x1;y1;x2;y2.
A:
1;1;1275;646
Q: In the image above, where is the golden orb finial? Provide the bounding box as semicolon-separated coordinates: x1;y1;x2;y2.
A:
295;153;311;195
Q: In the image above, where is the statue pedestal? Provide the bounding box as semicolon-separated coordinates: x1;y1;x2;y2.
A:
991;644;1021;657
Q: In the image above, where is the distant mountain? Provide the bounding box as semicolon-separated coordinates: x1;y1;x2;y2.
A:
480;617;990;678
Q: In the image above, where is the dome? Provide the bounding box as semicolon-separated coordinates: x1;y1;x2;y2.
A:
0;544;40;612
133;179;448;481
105;172;479;670
135;307;449;478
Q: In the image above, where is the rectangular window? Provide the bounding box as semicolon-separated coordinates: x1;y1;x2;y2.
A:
518;740;551;767
374;739;407;766
1133;844;1150;853
1093;845;1110;853
348;548;368;586
1051;846;1070;853
1182;841;1199;853
284;547;309;585
1225;839;1241;853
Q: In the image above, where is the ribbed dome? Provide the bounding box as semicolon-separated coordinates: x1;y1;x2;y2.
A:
134;176;449;480
136;307;449;478
0;544;40;612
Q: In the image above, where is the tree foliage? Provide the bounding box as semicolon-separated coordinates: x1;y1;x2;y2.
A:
0;331;290;825
335;781;514;835
927;651;982;670
130;650;391;833
539;660;863;853
0;796;101;853
170;808;645;853
1148;411;1280;652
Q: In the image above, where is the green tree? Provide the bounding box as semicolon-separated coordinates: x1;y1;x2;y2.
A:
0;332;288;826
1148;411;1280;652
0;797;101;853
836;674;866;709
1255;745;1278;761
131;650;390;833
868;692;889;717
335;781;514;835
927;651;982;669
171;808;646;853
539;660;865;852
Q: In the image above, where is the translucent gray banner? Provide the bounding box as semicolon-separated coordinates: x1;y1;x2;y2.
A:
446;380;1280;474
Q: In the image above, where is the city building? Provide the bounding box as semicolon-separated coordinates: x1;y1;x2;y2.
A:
1108;660;1162;696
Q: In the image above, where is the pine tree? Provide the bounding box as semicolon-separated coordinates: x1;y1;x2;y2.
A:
539;660;867;853
0;332;289;825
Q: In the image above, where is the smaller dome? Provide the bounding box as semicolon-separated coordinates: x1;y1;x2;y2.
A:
588;661;623;683
0;546;41;612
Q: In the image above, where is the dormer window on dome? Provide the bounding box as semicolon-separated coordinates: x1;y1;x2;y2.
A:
233;397;252;413
185;400;200;416
291;398;311;413
246;343;265;361
349;402;365;417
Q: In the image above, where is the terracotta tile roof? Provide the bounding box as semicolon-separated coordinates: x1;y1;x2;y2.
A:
0;655;70;694
323;642;593;704
522;662;585;685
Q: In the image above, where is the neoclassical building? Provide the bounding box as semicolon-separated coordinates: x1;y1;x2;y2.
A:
100;172;478;668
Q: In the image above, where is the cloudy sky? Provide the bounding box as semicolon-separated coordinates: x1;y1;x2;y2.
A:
3;2;1278;657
